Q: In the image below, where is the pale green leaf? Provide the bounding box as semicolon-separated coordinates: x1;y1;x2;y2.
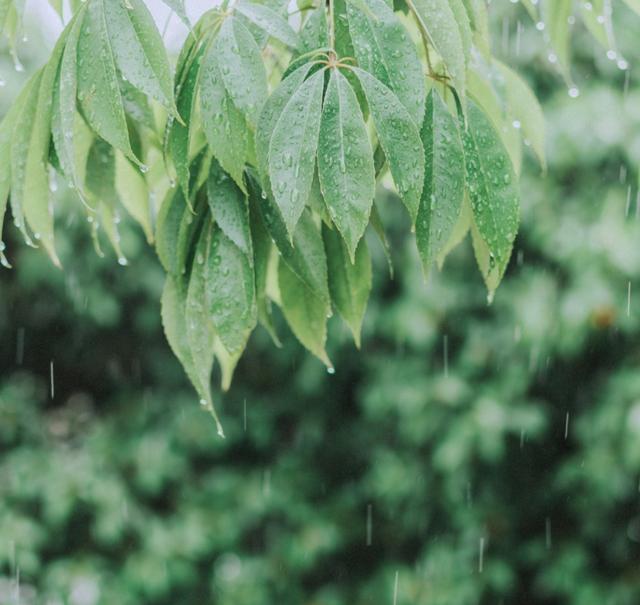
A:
299;6;328;54
353;67;424;222
215;16;268;127
323;224;371;348
416;90;465;277
448;0;472;65
235;0;300;48
462;100;519;297
103;0;176;113
542;0;572;82
436;192;472;269
346;0;425;124
115;151;153;243
205;223;257;354
318;69;375;259
160;0;190;26
268;69;324;237
278;258;332;367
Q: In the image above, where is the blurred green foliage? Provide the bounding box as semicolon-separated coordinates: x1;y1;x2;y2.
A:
1;3;640;604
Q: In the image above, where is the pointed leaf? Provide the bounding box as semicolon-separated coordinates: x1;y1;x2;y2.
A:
104;0;176;113
77;0;135;160
205;223;257;354
318;69;375;258
278;258;332;367
215;16;268;127
346;0;425;124
542;0;572;82
207;159;252;257
299;6;328;53
352;67;424;222
235;0;299;48
115;151;153;242
160;0;190;26
416;90;465;277
462;100;519;296
200;43;249;192
268;69;324;236
323;225;371;347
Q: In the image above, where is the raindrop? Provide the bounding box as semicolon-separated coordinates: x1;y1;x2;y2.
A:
535;21;545;31
327;366;335;375
627;281;632;317
478;537;485;573
512;119;521;129
545;517;552;549
606;49;617;61
50;360;55;399
392;570;399;605
117;256;128;266
568;86;580;98
564;412;570;439
617;59;629;71
366;504;373;546
443;334;449;378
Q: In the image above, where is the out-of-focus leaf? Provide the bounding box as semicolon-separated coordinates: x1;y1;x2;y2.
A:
235;0;300;48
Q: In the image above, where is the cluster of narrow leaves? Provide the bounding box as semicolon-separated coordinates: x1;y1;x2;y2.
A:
1;0;597;431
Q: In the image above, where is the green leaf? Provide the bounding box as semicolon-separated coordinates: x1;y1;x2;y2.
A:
235;0;299;48
447;0;472;65
77;0;136;161
207;159;252;257
0;106;18;267
205;222;257;354
409;0;466;97
161;273;224;437
318;69;375;259
323;224;371;347
436;192;471;269
200;42;249;192
257;188;330;303
103;0;176;114
416;90;465;277
496;61;546;170
268;69;324;237
542;0;572;82
215;16;268;127
352;67;424;222
255;62;313;185
462;100;519;298
51;6;85;193
299;6;328;54
346;0;425;124
167;39;206;198
278;258;332;367
115;151;153;243
160;0;190;26
623;0;640;15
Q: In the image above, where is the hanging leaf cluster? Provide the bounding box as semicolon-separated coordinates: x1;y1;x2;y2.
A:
0;0;635;431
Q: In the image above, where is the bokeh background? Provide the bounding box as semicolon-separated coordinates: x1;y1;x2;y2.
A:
1;1;640;604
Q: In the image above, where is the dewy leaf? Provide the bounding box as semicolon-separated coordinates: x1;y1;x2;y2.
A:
235;0;300;49
318;69;375;259
103;0;176;114
323;224;371;348
268;69;324;237
352;67;424;223
0;105;18;267
298;6;328;54
205;222;257;354
496;61;546;170
346;0;425;124
409;0;466;98
416;90;465;277
215;16;268;127
207;159;252;257
462;100;519;297
161;273;224;437
52;6;85;192
447;0;472;65
77;0;136;161
255;62;313;185
256;187;330;303
542;0;572;82
278;258;332;367
200;42;249;192
160;0;190;27
436;192;471;269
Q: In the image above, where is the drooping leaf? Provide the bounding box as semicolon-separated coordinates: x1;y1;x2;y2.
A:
215;16;268;127
278;257;332;367
115;151;153;242
409;0;466;98
496;61;546;170
205;222;257;354
161;273;224;437
77;0;136;160
542;0;573;82
255;62;314;185
103;0;176;114
447;0;472;65
159;0;190;26
352;67;424;222
268;69;324;237
318;69;375;259
436;192;472;269
323;224;371;348
200;42;249;192
235;0;300;48
207;159;252;257
0;104;18;267
346;0;425;124
462;100;519;297
416;90;465;277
